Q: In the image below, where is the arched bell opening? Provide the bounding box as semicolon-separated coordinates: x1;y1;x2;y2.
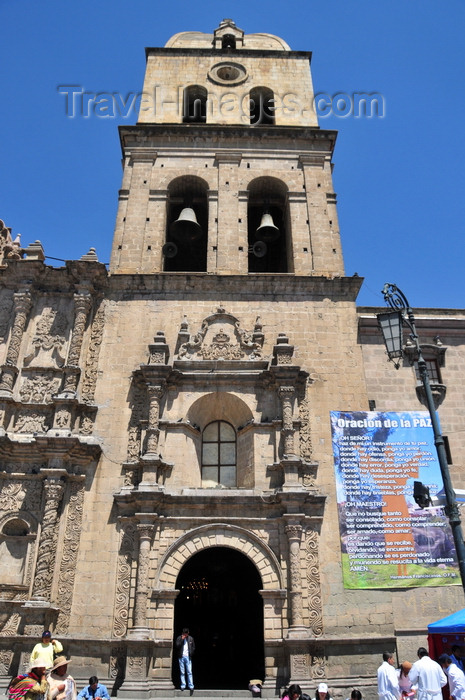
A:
250;87;275;126
247;177;292;273
164;176;208;272
183;85;207;124
172;547;265;689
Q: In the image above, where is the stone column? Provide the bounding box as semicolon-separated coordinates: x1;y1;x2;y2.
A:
285;522;307;638
279;386;296;457
145;384;164;458
0;290;32;396
31;474;65;603
128;521;154;639
62;290;93;396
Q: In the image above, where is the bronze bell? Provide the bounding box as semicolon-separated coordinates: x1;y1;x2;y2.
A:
170;207;202;241
255;211;279;242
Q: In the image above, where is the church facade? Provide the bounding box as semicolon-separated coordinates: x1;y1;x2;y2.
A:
0;20;464;699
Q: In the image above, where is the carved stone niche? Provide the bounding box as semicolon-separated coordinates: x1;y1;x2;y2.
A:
175;308;265;362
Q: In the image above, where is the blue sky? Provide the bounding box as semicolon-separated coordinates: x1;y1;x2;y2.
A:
1;0;464;308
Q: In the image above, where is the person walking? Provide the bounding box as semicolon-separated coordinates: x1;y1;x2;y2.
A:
408;648;447;700
439;654;465;700
378;652;401;700
175;628;195;695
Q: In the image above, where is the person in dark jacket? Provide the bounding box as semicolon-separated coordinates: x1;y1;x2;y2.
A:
175;628;195;694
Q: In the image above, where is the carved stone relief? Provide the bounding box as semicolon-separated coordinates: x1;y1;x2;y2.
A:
177;309;264;360
113;521;137;638
55;481;85;634
19;373;61;404
24;307;67;368
0;294;14;341
81;304;105;404
305;530;323;636
15;410;51;434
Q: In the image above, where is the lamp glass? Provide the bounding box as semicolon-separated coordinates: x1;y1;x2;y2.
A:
377;311;404;359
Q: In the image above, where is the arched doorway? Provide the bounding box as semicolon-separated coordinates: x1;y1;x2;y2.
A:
173;546;265;689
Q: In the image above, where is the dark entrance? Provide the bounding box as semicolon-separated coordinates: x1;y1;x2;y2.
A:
172;546;265;689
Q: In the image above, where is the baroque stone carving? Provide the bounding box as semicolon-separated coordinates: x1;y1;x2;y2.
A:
67;292;93;367
15;410;50;434
31;479;64;601
19;374;61;404
306;530;323;636
0;613;20;637
81;304;105;404
0;649;14;675
0;221;21;266
0;291;32;395
177;309;264;360
113;521;137;638
24;307;67;368
0;294;14;340
299;382;312;462
0;479;41;514
55;481;85;633
110;645;126;681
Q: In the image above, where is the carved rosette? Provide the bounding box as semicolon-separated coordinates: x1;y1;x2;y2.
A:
80;304;105;404
31;478;65;601
113;522;137;638
285;524;304;627
133;524;153;629
55;480;85;633
0;290;32;394
279;386;296;456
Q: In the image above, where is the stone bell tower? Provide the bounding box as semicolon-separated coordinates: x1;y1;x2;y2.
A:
104;19;367;697
109;18;344;278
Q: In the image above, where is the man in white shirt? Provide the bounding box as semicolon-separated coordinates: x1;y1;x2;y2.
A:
409;647;447;700
378;652;401;700
439;653;465;700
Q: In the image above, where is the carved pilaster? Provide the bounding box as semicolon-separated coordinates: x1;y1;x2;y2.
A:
306;529;323;637
31;476;65;602
130;523;154;637
145;384;164;457
55;478;85;633
81;304;105;404
60;292;93;396
285;522;307;638
279;386;296;456
113;520;137;638
0;290;32;396
67;292;92;367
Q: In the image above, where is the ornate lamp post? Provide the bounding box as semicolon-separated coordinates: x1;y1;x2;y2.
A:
378;283;465;596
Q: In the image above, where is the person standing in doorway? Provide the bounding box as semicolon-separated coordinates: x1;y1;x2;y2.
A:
175;628;195;695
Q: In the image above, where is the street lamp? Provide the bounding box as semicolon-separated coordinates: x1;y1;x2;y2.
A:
377;282;465;596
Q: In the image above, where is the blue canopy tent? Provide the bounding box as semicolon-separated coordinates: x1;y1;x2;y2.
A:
428;609;465;659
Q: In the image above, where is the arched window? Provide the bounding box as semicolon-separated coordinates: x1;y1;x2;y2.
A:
183;85;207;124
250;87;275;126
202;421;236;487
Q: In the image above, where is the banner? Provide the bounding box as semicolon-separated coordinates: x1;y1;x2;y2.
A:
330;410;459;589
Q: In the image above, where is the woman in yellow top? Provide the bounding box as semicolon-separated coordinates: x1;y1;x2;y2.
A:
30;632;63;671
